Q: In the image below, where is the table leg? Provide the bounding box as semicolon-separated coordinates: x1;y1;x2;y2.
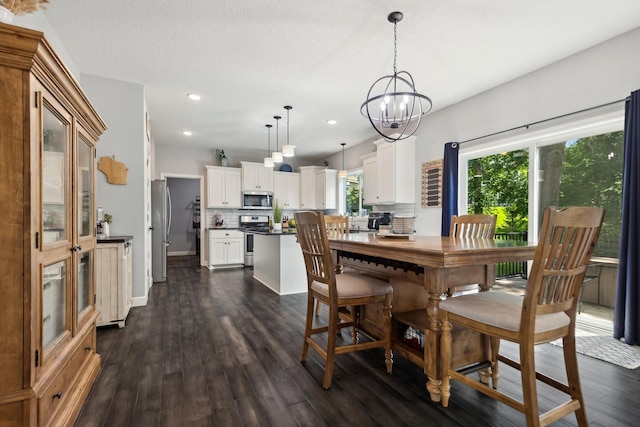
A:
424;280;444;402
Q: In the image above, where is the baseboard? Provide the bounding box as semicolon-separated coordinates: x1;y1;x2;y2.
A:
131;295;148;307
168;250;197;256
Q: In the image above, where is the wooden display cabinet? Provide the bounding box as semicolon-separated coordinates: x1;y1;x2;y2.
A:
0;23;107;426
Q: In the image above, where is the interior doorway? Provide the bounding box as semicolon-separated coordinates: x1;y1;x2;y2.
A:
162;174;204;266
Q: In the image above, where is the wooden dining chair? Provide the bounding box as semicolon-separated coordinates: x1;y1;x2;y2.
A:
295;211;393;389
323;214;350;237
439;206;604;427
449;214;496;238
314;215;350;316
448;214;497;296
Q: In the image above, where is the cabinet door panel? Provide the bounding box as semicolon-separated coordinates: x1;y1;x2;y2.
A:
227;238;244;264
42;260;69;351
41;102;70;243
225;169;242;208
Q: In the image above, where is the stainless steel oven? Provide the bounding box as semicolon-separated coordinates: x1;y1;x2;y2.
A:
239;215;269;267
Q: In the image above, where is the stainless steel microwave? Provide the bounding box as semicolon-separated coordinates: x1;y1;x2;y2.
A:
242;191;273;210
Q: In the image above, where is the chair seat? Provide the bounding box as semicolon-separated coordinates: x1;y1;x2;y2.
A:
440;291;570;335
312;272;392;299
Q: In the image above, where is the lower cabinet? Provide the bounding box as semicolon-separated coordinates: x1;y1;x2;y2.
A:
96;238;133;328
209;229;244;269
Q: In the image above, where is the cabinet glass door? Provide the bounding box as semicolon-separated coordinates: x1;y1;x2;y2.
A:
42;105;68;244
77;251;92;317
77;135;92;238
42;260;68;350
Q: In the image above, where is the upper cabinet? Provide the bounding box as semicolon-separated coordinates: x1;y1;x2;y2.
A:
242;161;274;192
361;153;378;205
206;166;242;208
273;171;300;210
364;137;416;204
299;166;337;210
0;23;106;427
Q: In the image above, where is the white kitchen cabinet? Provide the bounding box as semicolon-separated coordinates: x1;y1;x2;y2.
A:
273;171;300;209
207;166;242;208
96;238;133;328
208;229;244;268
366;137;416;204
242;161;274;192
361;153;378;205
316;168;337;209
298;166;337;210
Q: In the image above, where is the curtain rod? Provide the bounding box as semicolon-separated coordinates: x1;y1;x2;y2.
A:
457;97;629;146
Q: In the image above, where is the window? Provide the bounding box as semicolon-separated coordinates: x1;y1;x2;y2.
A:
342;170;372;216
460;110;624;257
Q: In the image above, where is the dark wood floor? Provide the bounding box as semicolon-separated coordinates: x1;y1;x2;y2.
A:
76;261;640;426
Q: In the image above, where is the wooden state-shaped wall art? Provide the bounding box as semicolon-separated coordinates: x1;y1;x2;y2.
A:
98;156;128;185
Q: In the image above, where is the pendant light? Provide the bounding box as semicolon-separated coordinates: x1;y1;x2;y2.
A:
361;11;432;142
282;105;295;157
338;143;348;178
272;115;283;163
263;124;274;167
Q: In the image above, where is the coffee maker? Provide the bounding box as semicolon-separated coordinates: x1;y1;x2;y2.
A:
367;212;392;230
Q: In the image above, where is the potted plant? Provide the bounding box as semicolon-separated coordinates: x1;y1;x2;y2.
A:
272;199;283;231
102;213;112;237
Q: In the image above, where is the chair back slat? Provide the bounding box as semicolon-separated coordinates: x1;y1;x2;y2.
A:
324;215;349;237
524;207;604;325
295;211;337;299
450;214;496;238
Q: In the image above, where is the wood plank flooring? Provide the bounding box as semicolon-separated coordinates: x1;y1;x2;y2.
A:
76;262;640;426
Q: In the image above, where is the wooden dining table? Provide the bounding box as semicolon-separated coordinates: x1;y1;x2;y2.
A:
328;232;537;402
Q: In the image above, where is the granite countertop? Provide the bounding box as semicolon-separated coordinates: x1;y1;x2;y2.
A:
97;235;133;243
208;227;241;230
246;228;298;236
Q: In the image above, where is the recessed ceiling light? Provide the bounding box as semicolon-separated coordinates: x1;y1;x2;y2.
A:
182;130;193;136
187;93;201;101
327;119;337;125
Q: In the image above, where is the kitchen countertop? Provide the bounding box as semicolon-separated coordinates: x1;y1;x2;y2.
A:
97;235;133;243
244;228;298;236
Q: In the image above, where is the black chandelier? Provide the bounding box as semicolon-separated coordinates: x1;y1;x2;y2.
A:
361;11;432;142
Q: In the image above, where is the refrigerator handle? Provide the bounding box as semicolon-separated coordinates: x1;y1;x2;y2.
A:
166;186;172;237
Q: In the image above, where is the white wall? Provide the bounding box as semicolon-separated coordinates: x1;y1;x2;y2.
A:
412;26;640;235
81;75;149;306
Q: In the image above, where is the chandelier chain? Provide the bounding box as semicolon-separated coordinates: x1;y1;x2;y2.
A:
393;21;397;76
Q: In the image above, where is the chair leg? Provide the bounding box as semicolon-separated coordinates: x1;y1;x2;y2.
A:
314;299;321;316
519;343;541;427
351;306;360;344
323;304;339;389
490;336;500;389
383;298;393;374
301;293;315;362
440;315;453;407
562;336;589;426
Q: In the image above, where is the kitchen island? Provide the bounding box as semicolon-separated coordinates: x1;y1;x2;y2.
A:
249;229;308;295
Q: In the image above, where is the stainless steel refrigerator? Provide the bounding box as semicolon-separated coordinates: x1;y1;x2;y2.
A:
151;180;171;282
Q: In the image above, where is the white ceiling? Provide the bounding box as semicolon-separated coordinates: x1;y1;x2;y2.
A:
41;0;640;160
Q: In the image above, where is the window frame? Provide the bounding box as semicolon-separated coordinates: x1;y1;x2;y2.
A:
459;109;623;243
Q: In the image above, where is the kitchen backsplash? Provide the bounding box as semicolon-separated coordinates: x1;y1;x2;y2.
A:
206;202;416;230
